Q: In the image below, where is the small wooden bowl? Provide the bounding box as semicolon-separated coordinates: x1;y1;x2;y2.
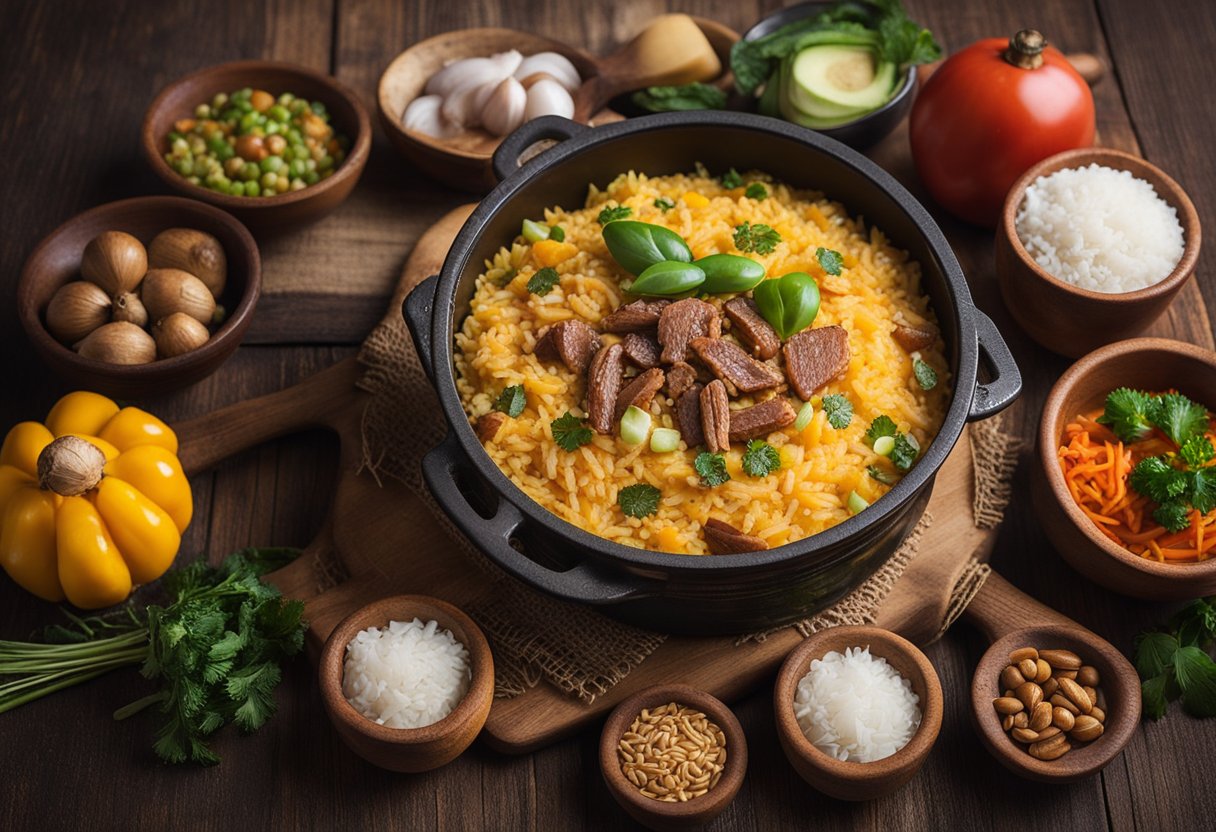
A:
17;196;260;399
142;60;371;232
970;625;1140;783
1036;337;1216;598
995;147;1201;358
318;595;494;773
599;684;747;831
772;626;943;801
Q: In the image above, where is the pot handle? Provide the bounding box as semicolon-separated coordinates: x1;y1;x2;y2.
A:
403;274;440;384
491;116;590;183
422;432;660;605
968;310;1022;421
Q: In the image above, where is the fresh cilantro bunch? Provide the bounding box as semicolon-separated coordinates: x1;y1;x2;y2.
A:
1135;597;1216;719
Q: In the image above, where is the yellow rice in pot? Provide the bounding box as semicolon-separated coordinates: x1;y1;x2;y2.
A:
454;169;950;555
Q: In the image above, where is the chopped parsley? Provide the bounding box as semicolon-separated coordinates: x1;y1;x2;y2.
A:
732;221;781;255
597;204;632;224
549;225;565;242
744;182;768;200
890;433;920;472
1153;393;1211;447
720;168;743;189
694;451;731;486
742;440;781;478
913;358;938;390
526;267;560;295
619;483;661;518
654;197;675;212
551;411;593;451
821;394;853;429
864;415;899;445
492;385;526;418
1182;435;1216;468
867;465;898;485
814;246;843;276
1097;387;1155;442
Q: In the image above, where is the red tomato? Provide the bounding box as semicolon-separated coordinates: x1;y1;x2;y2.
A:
909;33;1095;228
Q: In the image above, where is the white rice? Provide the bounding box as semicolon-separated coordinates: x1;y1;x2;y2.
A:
1015;163;1185;293
793;646;921;763
342;618;471;729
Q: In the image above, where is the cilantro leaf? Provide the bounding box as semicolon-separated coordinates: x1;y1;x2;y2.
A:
721;168;743;189
1181;435;1215;468
549;225;565;242
526;267;560;295
619;483;661;518
1150;392;1210;446
742;440;781;478
814;246;843;276
551;411;593;451
1135;631;1180;679
1153;500;1191;533
821;394;852;429
695;451;731;487
1130;456;1188;503
1141;674;1171;720
598;204;632;224
864;415;898;445
493;385;526;418
1174;646;1216;717
1098;387;1155;442
890;433;920;471
867;464;898;485
913;359;938;390
745;182;768;200
1191;468;1216;514
733;221;781;255
654;197;675;211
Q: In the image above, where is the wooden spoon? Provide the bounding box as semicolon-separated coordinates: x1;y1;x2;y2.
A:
572;14;722;122
962;572;1140;783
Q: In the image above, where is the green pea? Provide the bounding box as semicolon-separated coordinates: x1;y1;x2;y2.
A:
304;170;320;185
241;162;260;182
239;112;259;131
753;272;821;340
628;261;706;297
695;254;766;294
243;181;260;197
260;155;284;173
268;104;291;123
260;172;278;189
602;221;693;276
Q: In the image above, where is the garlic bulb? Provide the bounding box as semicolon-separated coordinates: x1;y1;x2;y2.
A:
148;228;227;299
481;77;527;137
515;52;581;93
402;94;462;139
76;321;156;365
153;312;211;358
37;435;107;496
441;79;499;128
424;51;522;98
141;268;217;325
524;77;575;121
45;281;111;344
81;231;147;297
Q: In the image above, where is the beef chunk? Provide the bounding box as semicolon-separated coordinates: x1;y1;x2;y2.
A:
602;299;671;332
676;383;705;447
621;332;662;370
728;397;797;442
690;337;783;393
533;320;602;374
700;380;731;453
613;368;665;426
783;326;851;401
723;297;781;360
704;518;768;555
658;299;721;364
665;361;698;400
475;411;507;443
892;322;938;352
586;343;624;434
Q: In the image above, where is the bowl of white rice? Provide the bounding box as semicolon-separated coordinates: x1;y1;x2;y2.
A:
318;594;494;773
996;146;1200;358
772;625;943;800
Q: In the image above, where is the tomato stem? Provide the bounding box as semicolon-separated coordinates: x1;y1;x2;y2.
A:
1004;29;1046;70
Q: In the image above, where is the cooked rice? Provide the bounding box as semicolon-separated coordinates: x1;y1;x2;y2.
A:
454;170;950;555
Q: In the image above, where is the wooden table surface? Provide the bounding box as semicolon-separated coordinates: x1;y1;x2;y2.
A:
3;1;1214;829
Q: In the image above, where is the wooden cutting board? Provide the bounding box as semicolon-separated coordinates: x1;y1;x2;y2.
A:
171;206;999;754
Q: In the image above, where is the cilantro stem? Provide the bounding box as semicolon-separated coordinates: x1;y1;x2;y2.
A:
0;655;146;713
113;692;167;721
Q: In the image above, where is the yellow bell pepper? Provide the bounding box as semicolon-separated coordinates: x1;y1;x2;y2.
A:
0;391;192;609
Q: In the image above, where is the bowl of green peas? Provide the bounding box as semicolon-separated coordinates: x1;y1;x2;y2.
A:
142;60;371;232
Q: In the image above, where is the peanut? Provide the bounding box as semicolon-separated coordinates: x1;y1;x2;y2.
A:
994;697;1025;715
1071;715;1104;742
1053;706;1076;731
1015;681;1044;711
1042;678;1060;698
1030;702;1053;732
1058;677;1093;714
1018;658;1038;679
1039;649;1082;670
1051;693;1080;715
1077;666;1100;687
1010;648;1039;664
1011;727;1039;743
1030;739;1072;761
1013;712;1030;729
1090;706;1105;724
998;645;1109;764
1035;659;1052;683
1000;665;1027;690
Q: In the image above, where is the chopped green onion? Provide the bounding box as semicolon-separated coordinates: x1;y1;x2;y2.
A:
847;490;869;515
522;219;550;243
650;427;681;453
873;435;896;456
620;405;652;446
793;400;814;431
906;434;921;452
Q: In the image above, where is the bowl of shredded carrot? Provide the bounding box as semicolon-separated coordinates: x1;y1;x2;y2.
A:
1036;337;1216;600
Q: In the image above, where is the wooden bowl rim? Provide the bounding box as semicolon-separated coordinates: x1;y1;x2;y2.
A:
598;683;748;822
772;625;943;782
970;624;1140;782
317;594;495;745
16;195;261;379
1038;336;1216;582
999;146;1201;303
140;59;372;210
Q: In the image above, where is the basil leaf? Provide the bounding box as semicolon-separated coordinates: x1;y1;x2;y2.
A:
1134;631;1179;679
602;221;694;276
632;83;727;113
1174;645;1216;717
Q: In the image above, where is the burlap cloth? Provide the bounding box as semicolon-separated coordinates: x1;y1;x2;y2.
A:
356;235;1022;703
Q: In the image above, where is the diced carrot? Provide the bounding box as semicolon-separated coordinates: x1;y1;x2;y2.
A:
532;239;578;267
681;192;709;208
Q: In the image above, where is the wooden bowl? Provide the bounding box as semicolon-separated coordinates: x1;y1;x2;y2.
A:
1036;337;1216;598
772;625;943;801
598;684;747;830
142;60;371;232
17;196;260;399
317;594;494;773
995;147;1201;358
970;625;1140;783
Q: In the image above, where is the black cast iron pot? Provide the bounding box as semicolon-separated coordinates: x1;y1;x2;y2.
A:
404;112;1020;635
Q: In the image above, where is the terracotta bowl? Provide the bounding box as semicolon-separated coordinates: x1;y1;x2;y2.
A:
142;60;371;232
995;147;1201;358
1036;337;1216;599
17;196;260;399
317;595;494;773
772;625;943;801
598;684;747;830
970;625;1140;783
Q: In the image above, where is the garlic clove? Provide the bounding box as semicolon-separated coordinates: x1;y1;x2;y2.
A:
515;52;581;93
402;94;463;139
141;268;217;325
153;312;211;359
441;79;499;129
45;281;112;344
424;51;521;99
76;321;157;365
524;77;575;121
111;291;148;328
147;228;227;299
81;231;147;297
481;77;527;137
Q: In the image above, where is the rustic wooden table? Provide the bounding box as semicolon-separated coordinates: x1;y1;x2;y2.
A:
3;1;1214;829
